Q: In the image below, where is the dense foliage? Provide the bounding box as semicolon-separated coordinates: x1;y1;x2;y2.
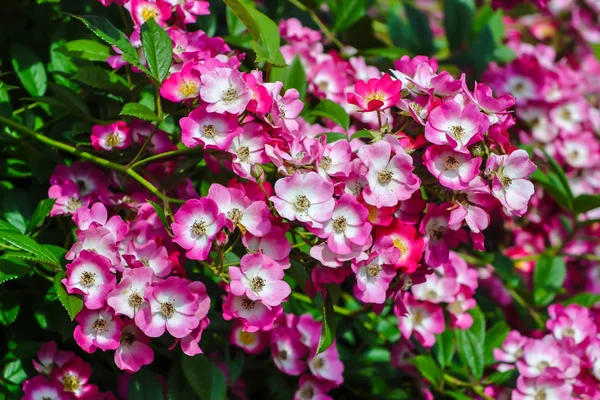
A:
0;0;599;399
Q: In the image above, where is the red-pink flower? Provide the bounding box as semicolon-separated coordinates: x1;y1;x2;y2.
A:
74;307;122;353
114;323;154;373
91;122;131;152
347;73;401;112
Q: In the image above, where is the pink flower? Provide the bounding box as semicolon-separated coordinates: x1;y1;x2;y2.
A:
200;68;251;114
347;73;402;112
375;220;424;273
160;67;201;102
297;314;322;350
494;330;527;365
230;322;269;354
487;149;536;217
271;84;304;131
398;293;445;348
412;270;460;304
172;198;226;261
49;181;87;216
74;307;122;353
270;171;335;228
547;304;597;345
357;140;420;208
515;337;575;378
222;293;283;332
122;241;172;278
423;145;482;190
229;253;291;307
242;225;292;269
425;100;489;153
318;194;371;255
63;250;116;310
181;317;210;356
308;345;344;386
271;327;308;375
130;0;172;27
180;104;242;150
316;140;354;180
114;323;154;373
352;254;396;304
22;375;69;400
66;225;121;267
294;375;334;400
419;203;466;267
33;341;76;375
135;276;200;338
106;267;154;318
207;183;271;237
512;375;573;400
51;357;94;398
91;122;131;152
227;122;270;181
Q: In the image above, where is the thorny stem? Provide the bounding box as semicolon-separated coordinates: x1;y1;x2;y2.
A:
0;116;185;205
288;0;345;50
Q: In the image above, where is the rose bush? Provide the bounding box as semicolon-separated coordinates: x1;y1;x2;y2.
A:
0;0;598;399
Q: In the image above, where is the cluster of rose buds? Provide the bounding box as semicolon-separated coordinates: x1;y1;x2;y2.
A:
22;341;115;399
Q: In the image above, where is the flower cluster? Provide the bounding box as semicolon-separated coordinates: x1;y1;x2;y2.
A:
231;313;344;399
21;341;115;399
493;303;600;399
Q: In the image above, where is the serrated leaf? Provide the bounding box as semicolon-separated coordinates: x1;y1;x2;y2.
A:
147;200;171;232
468;306;485;346
141;18;173;82
222;0;286;67
316;290;336;354
433;329;455;368
533;255;566;306
11;44;47;97
484;322;509;366
25;199;55;234
0;257;29;284
312;100;350;131
129;369;165;400
484;369;518;385
121;103;159;122
0;296;20;326
54;271;83;320
59;39;111;61
73;66;130;91
0;230;59;267
543;150;574;206
71;14;148;73
455;329;483;380
413;355;442;386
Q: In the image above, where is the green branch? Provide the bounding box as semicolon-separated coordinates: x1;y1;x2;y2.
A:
0;116;184;205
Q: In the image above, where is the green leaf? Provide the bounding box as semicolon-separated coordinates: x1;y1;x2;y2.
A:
181;355;226;400
412;355;442;386
455;329;484;380
225;346;244;386
0;296;20;326
573;194;600;214
444;0;475;51
529;169;572;211
25;199;55;234
312;100;350;131
468;306;485;346
333;0;367;33
350;130;373;140
323;132;348;143
561;293;600;307
284;55;307;101
59;39;111;61
73;66;130;91
492;253;521;288
544;150;574;206
129;369;165;400
147;200;171;232
446;391;473;400
54;271;83;320
11;44;47;97
222;0;286;66
483;322;509;366
484;369;518;385
404;3;435;55
72;14;146;73
0;257;29;284
0;230;59;267
433;329;455;368
121;103;159;122
533;255;566;306
316;289;336;354
141;18;173;82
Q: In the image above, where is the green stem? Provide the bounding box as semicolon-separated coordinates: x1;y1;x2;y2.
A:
130;147;202;169
443;375;493;400
0;116;184;204
288;0;345;50
127;122;161;168
507;286;546;328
